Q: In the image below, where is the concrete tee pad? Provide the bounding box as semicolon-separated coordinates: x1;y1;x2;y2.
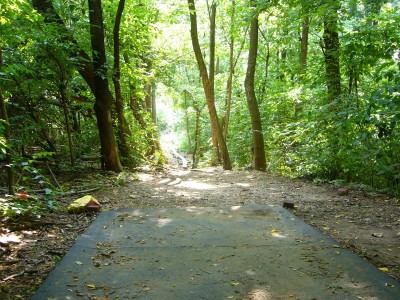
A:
32;205;400;299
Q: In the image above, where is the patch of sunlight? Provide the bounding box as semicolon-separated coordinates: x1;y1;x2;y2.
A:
170;169;191;177
168;178;182;185
158;178;171;184
156;218;173;228
184;207;208;215
235;183;250;187
176;180;216;190
246;288;272;300
0;233;21;244
137;173;154;182
246;268;257;275
231;206;242;211
271;232;287;239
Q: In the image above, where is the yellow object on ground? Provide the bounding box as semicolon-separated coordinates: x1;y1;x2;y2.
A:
67;195;101;213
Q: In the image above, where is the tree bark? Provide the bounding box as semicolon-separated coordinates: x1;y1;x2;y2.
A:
183;91;192;152
323;5;341;103
59;84;75;166
0;49;15;195
112;0;132;166
244;0;266;171
88;0;122;172
32;0;122;171
208;1;220;165
187;0;232;170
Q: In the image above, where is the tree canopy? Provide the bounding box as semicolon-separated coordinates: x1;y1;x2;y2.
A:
1;0;399;196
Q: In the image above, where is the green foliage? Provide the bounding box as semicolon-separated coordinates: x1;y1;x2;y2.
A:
1;0;399;193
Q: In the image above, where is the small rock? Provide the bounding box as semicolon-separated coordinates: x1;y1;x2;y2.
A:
283;200;295;209
337;187;349;196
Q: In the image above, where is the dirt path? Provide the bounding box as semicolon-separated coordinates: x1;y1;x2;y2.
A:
1;164;399;299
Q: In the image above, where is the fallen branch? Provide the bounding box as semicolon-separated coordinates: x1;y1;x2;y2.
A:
61;187;102;196
45;161;61;188
1;270;25;282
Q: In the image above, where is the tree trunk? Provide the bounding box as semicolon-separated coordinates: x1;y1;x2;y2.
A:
0;49;15;195
88;0;122;172
183;91;192;152
33;0;121;171
299;5;310;79
151;80;157;123
244;0;266;171
60;84;75;166
208;1;220;165
187;0;232;170
113;0;132;166
323;4;341;103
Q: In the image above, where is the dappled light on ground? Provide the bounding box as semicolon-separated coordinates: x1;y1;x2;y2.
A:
176;180;217;190
246;288;272;300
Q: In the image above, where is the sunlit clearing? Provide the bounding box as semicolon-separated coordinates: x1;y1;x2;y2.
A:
231;206;242;211
271;232;287;238
236;183;250;187
177;180;216;190
156;218;173;227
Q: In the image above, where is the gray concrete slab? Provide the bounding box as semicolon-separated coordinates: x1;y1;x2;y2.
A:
32;206;400;299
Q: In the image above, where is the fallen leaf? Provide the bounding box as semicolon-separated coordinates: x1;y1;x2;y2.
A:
75;261;83;265
379;267;389;272
87;284;96;290
271;229;279;233
231;281;240;286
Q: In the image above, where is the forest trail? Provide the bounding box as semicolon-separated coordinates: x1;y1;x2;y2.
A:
1;160;400;299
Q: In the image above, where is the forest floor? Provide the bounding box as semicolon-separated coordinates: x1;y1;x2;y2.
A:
1;157;400;299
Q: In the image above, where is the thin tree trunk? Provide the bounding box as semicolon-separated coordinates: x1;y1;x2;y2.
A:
208;1;219;165
113;0;132;166
299;7;310;79
0;49;14;195
183;91;192;152
60;84;75;166
244;0;266;171
151;81;157;123
88;0;122;172
323;3;341;103
187;0;232;170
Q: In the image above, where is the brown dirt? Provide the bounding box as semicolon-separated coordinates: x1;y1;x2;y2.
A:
1;164;399;299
